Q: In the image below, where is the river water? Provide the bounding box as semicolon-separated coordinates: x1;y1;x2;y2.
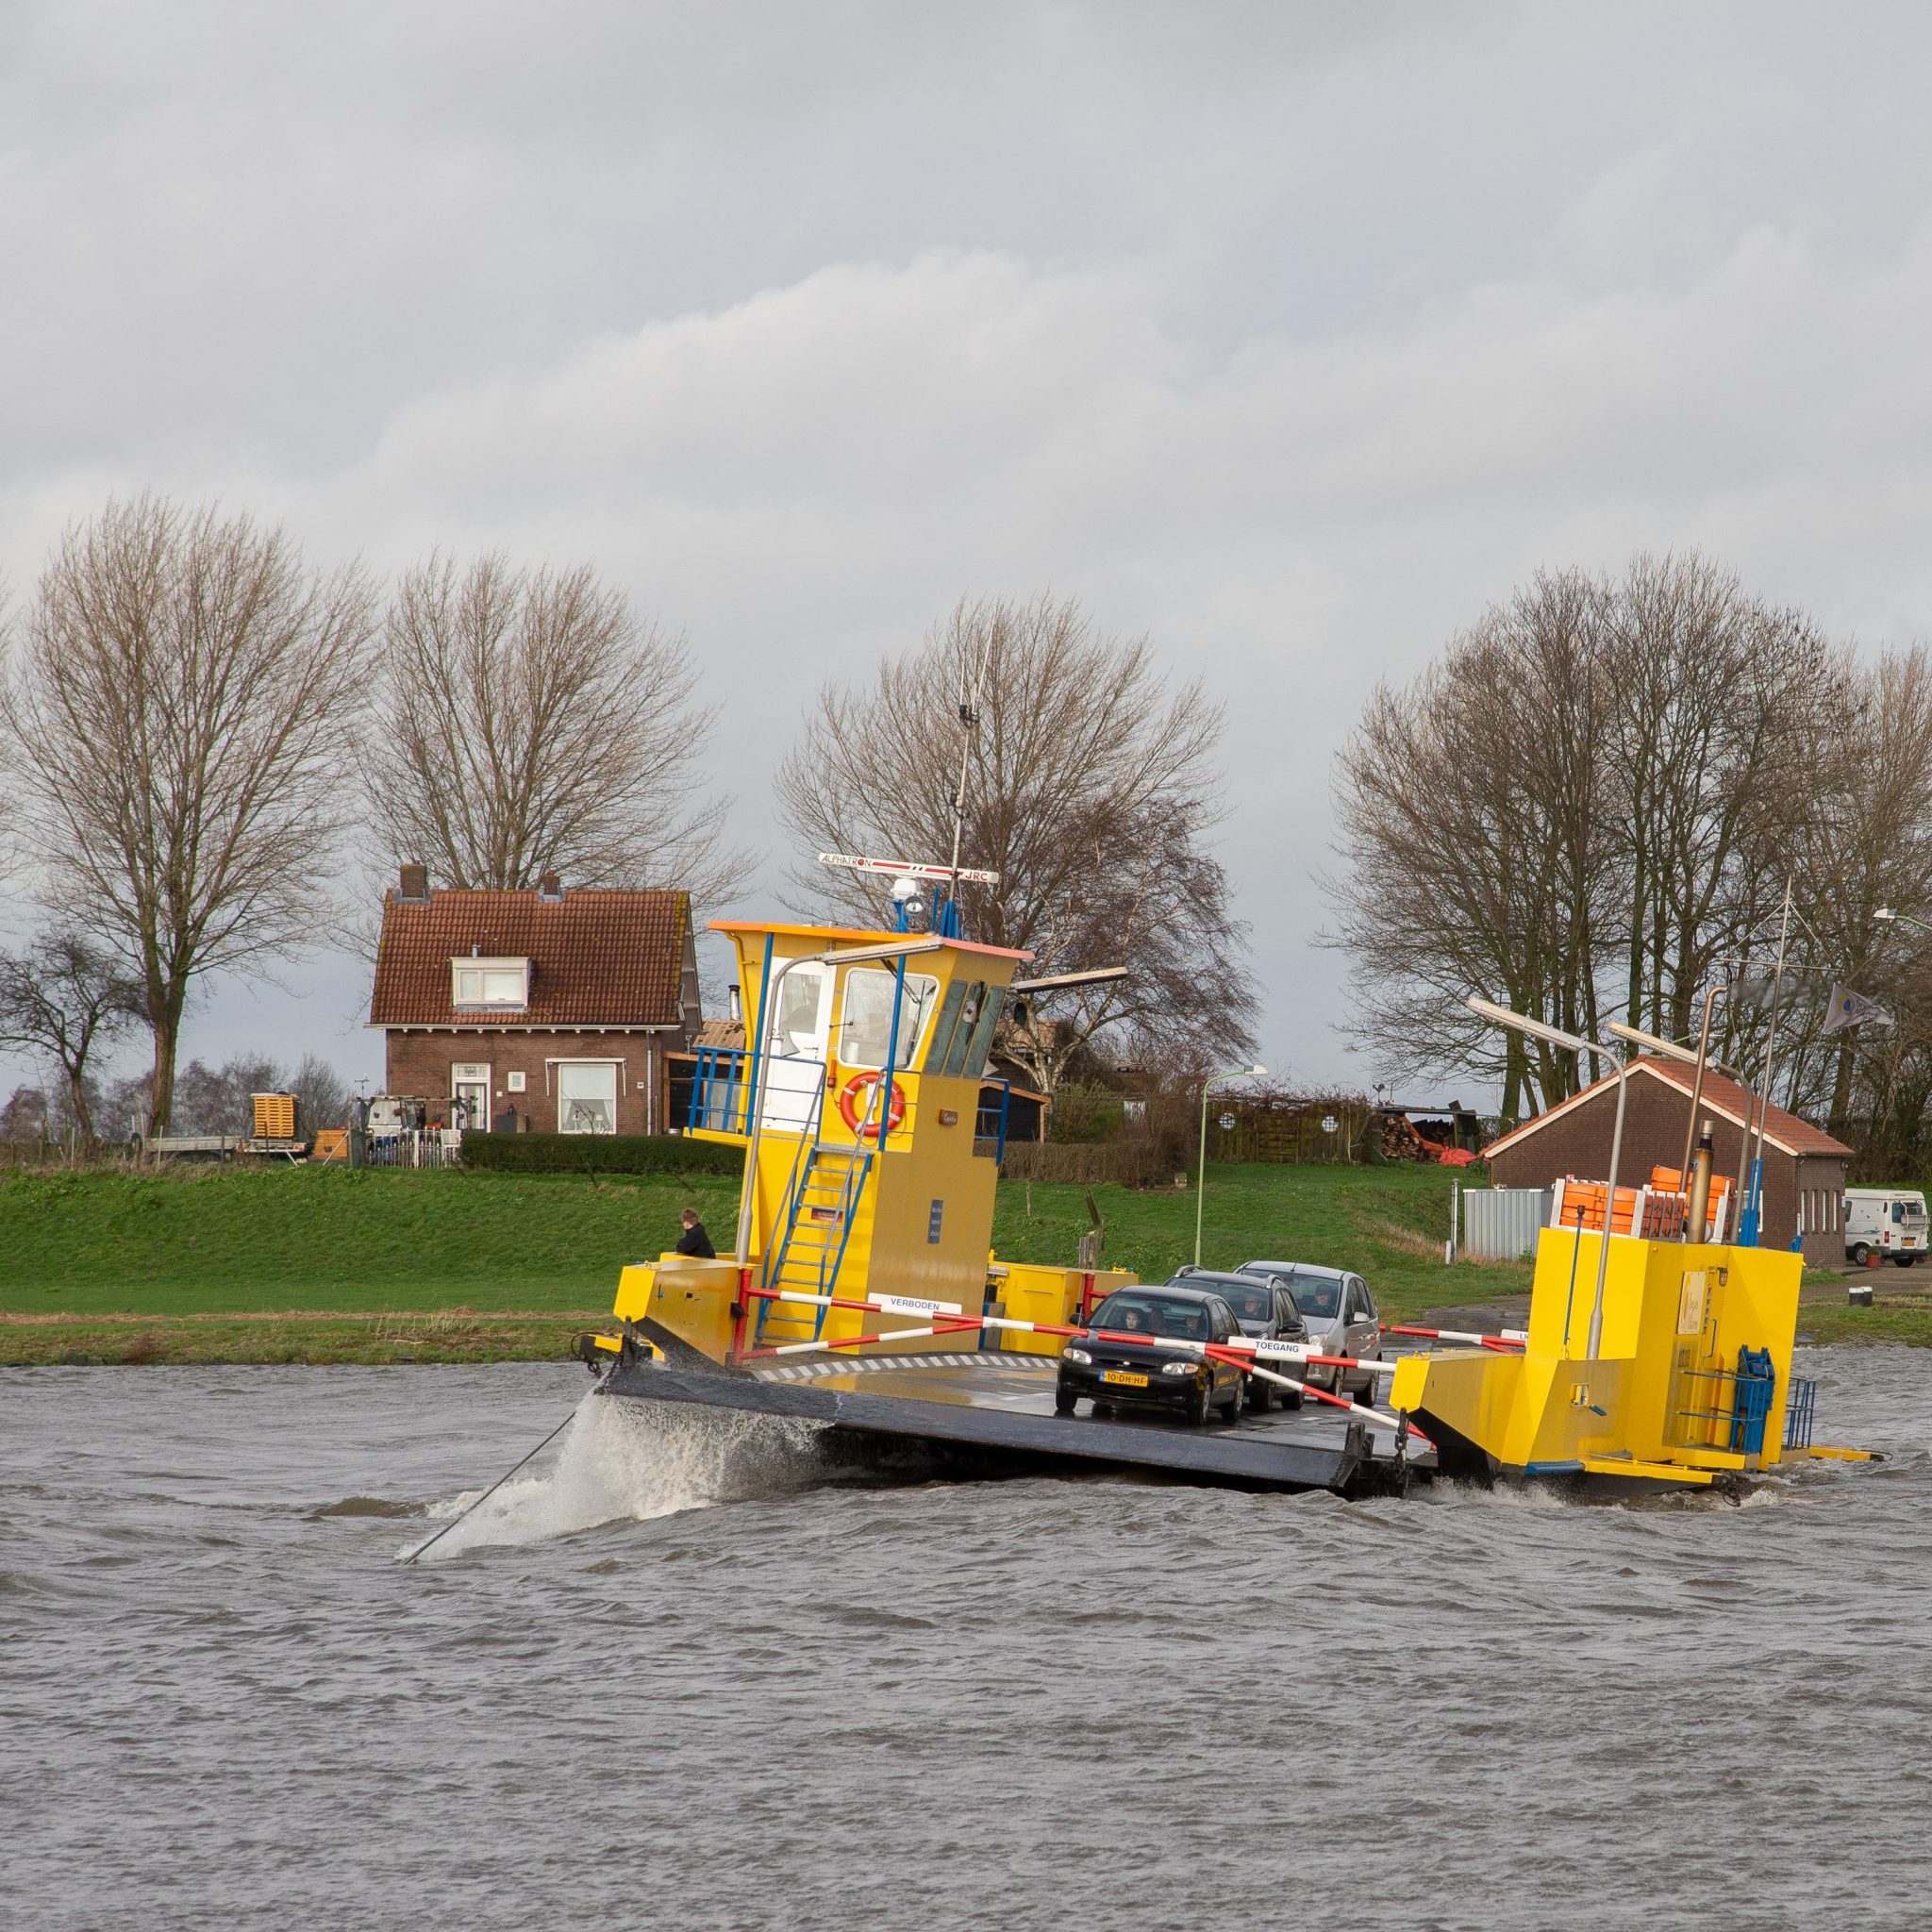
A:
4;1349;1930;1931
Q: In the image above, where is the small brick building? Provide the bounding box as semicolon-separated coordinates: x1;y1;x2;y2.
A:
369;868;702;1134
1484;1057;1854;1268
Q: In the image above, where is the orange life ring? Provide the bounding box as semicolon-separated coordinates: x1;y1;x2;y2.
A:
838;1071;907;1139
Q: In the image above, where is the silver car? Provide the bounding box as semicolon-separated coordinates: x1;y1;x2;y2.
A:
1237;1261;1382;1404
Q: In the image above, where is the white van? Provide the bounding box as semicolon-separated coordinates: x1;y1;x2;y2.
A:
1844;1188;1929;1267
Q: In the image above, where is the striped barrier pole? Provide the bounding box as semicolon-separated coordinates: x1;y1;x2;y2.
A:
748;1315;988;1358
1382;1322;1526;1350
746;1285;1410;1380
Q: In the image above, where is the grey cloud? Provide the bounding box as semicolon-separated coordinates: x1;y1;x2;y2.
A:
7;2;1932;1099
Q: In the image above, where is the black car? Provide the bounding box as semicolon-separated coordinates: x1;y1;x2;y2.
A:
1170;1269;1307;1411
1055;1285;1246;1425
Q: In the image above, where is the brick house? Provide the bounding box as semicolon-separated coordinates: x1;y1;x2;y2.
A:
1483;1056;1854;1267
369;866;702;1134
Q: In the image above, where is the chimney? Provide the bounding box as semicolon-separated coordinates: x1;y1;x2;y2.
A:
728;983;742;1023
397;862;429;902
538;872;563;902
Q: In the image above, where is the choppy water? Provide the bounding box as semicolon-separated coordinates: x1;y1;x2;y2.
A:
3;1349;1930;1930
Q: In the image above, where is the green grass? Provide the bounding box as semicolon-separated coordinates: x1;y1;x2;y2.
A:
0;1165;740;1317
0;1158;1525;1365
8;1158;1915;1364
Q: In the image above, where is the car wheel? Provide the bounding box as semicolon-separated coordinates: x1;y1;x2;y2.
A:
1897;1255;1917;1268
1218;1382;1241;1424
1245;1374;1273;1413
1054;1389;1077;1417
1852;1243;1871;1266
1184;1384;1208;1427
1279;1385;1304;1411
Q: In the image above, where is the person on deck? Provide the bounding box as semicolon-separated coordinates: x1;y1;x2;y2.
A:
675;1208;715;1258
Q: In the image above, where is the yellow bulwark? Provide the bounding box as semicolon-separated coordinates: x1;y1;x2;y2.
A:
1390;1228;1872;1490
615;919;1061;1358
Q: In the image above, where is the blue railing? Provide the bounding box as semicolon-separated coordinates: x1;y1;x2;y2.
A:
690;1044;752;1133
975;1079;1011;1161
1674;1346;1778;1456
1784;1375;1818;1451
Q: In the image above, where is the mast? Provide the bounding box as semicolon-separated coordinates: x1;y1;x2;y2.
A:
1738;877;1793;1245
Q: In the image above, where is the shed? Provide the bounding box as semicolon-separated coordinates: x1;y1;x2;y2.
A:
1482;1057;1853;1269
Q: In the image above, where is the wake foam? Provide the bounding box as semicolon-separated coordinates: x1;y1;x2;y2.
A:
402;1391;825;1561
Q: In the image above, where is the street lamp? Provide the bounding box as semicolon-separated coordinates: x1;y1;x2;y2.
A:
1876;906;1932;936
1195;1063;1267;1267
1466;996;1625;1359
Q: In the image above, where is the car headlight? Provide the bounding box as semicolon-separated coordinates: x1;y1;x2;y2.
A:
1061;1347;1092;1365
1160;1358;1197;1376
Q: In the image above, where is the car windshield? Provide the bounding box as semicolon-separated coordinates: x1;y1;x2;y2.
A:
1091;1293;1215;1341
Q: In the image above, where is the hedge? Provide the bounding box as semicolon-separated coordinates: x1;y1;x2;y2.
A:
458;1132;742;1177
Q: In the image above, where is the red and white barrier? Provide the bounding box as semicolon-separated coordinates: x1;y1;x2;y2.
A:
1382;1321;1525;1351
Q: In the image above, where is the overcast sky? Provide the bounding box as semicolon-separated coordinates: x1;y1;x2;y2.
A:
6;1;1932;1108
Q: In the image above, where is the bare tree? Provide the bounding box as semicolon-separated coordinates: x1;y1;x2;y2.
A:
0;929;142;1142
0;495;375;1135
775;595;1257;1092
1328;570;1612;1121
1328;553;1843;1120
1602;554;1838;1051
366;551;749;905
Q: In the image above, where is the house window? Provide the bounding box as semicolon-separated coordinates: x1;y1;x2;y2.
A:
557;1061;619;1134
451;957;530;1008
837;969;941;1071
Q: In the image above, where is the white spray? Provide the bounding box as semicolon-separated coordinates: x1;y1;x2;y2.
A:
400;1391;826;1562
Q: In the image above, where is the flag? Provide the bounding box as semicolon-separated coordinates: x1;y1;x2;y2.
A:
1822;984;1893;1035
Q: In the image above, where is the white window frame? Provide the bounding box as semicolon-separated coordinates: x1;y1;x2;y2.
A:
836;968;941;1072
550;1058;624;1136
450;957;530;1009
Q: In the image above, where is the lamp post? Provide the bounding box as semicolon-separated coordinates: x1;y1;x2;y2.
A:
734;937;947;1268
1876;906;1932;937
1467;997;1627;1358
1195;1063;1267;1267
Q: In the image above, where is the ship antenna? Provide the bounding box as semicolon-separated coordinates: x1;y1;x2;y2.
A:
941;626;994;936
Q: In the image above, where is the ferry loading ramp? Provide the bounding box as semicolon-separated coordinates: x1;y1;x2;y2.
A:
604;1345;1428;1495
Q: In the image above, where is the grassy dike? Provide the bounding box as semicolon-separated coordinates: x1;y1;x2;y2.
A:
3;1157;1906;1365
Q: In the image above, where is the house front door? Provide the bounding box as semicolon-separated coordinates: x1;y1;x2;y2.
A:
452;1063;491;1133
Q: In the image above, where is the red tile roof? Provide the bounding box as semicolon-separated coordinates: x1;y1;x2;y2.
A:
370;888;691;1028
1484;1056;1853;1162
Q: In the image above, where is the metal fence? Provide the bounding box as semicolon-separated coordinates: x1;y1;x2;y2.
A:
364;1128;464;1170
1460;1187;1553;1261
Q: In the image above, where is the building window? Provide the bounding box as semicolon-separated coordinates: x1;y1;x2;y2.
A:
451;957;529;1008
837;969;941;1071
557;1061;619;1134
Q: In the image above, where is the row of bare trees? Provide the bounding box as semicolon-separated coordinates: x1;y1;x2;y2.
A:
1329;552;1932;1167
1;499;1256;1135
